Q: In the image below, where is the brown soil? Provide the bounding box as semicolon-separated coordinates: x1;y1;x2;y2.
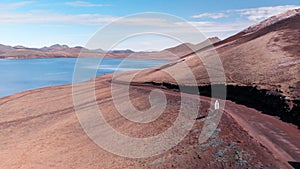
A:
0;76;292;168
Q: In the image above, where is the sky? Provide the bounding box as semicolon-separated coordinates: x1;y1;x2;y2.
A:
0;0;299;51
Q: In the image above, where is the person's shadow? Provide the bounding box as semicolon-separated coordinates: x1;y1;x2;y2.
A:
288;161;300;169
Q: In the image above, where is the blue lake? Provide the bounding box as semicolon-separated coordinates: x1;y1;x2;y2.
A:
0;58;167;98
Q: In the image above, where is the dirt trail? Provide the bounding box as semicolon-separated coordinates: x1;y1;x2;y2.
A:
127;81;300;168
223;100;300;168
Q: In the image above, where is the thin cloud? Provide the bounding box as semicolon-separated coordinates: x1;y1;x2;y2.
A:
192;5;300;21
1;4;298;44
174;21;254;39
190;5;300;39
116;17;174;27
233;5;300;21
191;13;227;19
187;21;251;33
0;10;117;25
0;1;34;9
65;1;110;7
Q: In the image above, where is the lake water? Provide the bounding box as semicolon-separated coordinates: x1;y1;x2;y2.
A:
0;58;167;98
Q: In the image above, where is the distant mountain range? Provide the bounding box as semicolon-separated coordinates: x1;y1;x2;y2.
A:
0;43;136;59
0;38;220;60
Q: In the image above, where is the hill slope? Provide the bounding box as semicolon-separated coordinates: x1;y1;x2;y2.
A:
121;8;300;126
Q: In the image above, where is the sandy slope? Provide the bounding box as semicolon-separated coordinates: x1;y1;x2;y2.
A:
129;9;300;100
0;76;289;168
